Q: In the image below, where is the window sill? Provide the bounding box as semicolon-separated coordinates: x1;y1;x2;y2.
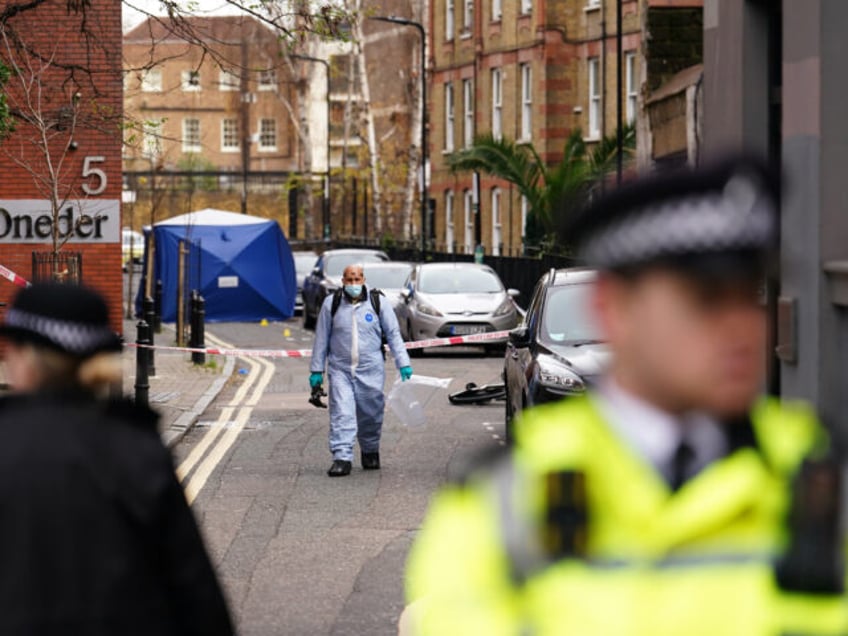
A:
258;147;278;153
583;135;601;143
182;148;203;154
442;148;456;155
221;148;240;153
459;30;473;40
584;4;601;13
516;136;532;145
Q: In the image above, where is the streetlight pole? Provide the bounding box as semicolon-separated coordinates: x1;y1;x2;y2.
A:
291;54;331;240
370;15;427;256
616;0;623;186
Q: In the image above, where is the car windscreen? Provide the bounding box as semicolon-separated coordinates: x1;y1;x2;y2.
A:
325;253;386;278
417;267;503;294
364;265;412;289
294;254;317;275
541;283;603;345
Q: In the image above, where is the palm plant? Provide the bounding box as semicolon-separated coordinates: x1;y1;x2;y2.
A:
447;125;635;253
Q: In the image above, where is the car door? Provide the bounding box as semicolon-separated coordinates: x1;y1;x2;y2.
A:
303;255;324;314
506;277;545;411
397;266;418;340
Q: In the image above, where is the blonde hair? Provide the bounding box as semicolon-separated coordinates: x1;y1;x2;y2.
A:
18;343;121;395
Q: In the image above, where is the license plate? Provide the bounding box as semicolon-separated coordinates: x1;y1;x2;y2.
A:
451;325;487;336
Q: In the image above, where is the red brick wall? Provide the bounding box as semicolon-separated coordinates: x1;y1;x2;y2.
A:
0;0;124;334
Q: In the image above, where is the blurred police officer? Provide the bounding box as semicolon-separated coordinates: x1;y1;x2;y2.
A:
403;157;846;635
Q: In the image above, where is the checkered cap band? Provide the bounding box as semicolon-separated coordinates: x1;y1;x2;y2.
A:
4;307;117;355
580;174;776;268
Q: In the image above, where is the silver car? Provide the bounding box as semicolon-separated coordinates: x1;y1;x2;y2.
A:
362;261;414;315
397;262;520;353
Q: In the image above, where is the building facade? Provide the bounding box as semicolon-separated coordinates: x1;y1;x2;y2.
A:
0;0;124;331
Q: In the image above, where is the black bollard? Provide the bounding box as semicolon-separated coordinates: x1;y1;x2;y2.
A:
153;279;163;333
191;292;206;366
142;295;156;376
135;320;150;408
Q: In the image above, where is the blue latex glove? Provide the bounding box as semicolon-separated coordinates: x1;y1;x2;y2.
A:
309;372;324;388
400;366;413;382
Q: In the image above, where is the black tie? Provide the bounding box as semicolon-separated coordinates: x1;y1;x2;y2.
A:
670;439;695;491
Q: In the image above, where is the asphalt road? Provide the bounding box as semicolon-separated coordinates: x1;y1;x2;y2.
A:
173;318;507;636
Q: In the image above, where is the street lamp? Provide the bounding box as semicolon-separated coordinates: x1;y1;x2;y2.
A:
291;54;331;240
370;15;427;255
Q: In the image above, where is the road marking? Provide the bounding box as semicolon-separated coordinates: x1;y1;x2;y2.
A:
177;332;276;503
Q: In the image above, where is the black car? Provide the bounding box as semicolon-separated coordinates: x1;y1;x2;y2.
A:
503;267;610;442
301;248;389;329
292;250;319;314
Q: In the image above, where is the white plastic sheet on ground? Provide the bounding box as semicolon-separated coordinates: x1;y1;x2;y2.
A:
387;374;453;428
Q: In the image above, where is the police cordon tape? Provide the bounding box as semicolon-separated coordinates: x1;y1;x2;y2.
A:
128;329;511;358
0;264;31;288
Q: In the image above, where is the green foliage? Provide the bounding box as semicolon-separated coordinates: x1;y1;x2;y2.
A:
0;61;15;142
177;154;217;192
448;125;635;253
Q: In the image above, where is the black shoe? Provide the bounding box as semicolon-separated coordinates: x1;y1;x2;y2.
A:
361;452;381;470
327;460;352;477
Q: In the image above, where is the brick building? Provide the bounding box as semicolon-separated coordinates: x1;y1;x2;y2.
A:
0;0;124;332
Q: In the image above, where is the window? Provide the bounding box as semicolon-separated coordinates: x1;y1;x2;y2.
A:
463;79;474;148
445;0;455;40
520;63;532;141
444;82;455;152
259;118;277;151
588;57;601;138
464;189;474;254
182;118;201;153
181;70;201;92
463;0;473;32
491;188;502;256
258;69;277;92
219;70;239;91
143;121;162;159
521;0;532;14
445;190;455;252
141;68;162;92
492;0;502;21
221;118;239;152
626;51;638;124
491;68;502;141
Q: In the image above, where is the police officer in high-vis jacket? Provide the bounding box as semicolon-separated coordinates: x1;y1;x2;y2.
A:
403;157;847;635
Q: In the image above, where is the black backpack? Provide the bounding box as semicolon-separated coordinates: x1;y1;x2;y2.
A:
330;287;387;358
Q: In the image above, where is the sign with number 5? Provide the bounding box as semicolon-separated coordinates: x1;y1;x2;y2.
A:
81;156;107;195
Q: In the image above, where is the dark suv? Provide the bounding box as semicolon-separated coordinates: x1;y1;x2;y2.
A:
503;267;610;442
301;248;389;328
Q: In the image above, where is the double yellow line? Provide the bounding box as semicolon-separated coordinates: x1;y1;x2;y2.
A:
176;332;276;505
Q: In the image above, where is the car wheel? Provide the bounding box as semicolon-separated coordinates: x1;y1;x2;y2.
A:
303;301;316;330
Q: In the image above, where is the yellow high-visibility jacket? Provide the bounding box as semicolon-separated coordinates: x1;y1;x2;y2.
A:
405;396;847;635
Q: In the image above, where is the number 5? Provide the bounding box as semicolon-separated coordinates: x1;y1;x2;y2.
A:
81;156;107;195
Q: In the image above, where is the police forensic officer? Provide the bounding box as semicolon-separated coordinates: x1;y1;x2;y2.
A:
310;263;412;477
403;157;847;635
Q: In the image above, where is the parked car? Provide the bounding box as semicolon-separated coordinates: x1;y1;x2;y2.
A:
362;261;414;315
301;248;389;328
292;250;319;314
503;267;610;442
396;262;520;355
122;228;144;271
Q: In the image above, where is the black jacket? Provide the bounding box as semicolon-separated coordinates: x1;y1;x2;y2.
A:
0;392;234;635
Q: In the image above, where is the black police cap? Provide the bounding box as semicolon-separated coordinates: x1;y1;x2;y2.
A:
568;155;780;275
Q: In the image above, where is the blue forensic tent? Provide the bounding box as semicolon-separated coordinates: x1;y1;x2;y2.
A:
137;208;296;322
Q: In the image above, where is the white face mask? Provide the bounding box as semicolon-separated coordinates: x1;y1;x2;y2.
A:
344;284;363;298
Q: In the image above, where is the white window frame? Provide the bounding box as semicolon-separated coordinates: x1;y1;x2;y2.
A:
491;68;503;141
258;69;277;92
445;190;455;252
219;70;239;92
221;118;239;152
520;63;532;141
181;70;201;92
463;0;473;33
492;0;502;21
141;68;162;93
588;57;601;139
491;188;502;256
142;121;162;159
258;118;277;151
520;0;532;14
445;82;455;152
463;189;474;254
446;0;455;41
625;51;638;124
182;118;201;153
463;78;474;149
521;195;528;240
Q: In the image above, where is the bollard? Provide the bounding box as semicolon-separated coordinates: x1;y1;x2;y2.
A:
135;320;150;408
191;291;206;366
153;279;163;333
142;295;156;377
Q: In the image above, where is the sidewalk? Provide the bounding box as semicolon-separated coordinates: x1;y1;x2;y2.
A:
121;319;235;448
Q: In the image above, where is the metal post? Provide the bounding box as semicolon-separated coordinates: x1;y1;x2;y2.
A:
135;320;150;408
153;279;163;333
191;292;206;366
616;0;624;185
176;240;186;346
142;296;156;376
